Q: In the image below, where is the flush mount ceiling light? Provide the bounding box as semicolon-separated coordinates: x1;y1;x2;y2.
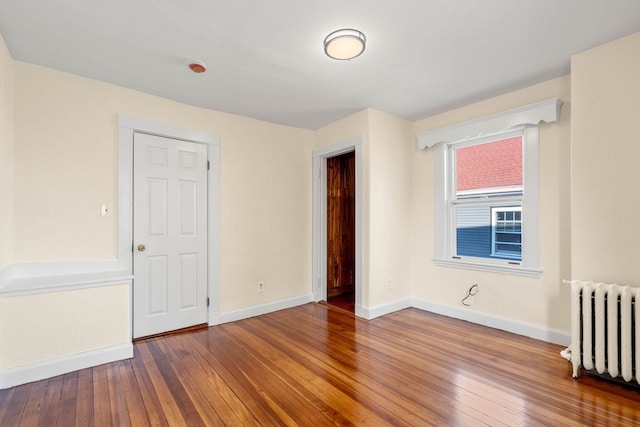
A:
324;28;366;60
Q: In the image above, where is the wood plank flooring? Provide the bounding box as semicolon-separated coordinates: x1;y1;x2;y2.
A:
1;303;639;426
327;291;355;312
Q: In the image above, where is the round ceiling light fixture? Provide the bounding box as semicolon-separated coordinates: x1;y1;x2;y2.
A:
188;61;207;73
324;28;366;60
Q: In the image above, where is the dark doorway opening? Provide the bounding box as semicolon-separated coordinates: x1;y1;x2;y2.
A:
326;151;355;312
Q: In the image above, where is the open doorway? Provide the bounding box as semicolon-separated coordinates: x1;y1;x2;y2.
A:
326;151;355;312
312;135;363;316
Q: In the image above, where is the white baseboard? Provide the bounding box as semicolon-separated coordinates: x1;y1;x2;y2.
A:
0;343;133;390
412;297;571;346
361;298;413;320
213;293;314;325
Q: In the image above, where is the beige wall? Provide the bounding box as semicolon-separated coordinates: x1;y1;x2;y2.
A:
367;109;413;307
570;33;640;284
412;76;572;332
0;34;13;270
1;54;314;373
0;284;130;369
313;109;369;151
11;61;314;312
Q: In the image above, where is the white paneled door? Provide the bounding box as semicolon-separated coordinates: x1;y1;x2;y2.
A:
133;133;208;338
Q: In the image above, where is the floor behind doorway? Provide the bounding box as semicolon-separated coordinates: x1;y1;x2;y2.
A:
327;291;355;312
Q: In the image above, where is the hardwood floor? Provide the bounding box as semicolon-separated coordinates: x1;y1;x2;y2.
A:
327;292;355;312
1;303;639;426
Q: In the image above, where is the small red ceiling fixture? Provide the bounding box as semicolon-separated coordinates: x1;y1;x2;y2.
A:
188;61;207;73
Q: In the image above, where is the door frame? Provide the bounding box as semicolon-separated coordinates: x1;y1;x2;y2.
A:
312;136;364;317
118;115;220;329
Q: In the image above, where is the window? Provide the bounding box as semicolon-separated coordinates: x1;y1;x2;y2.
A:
435;127;539;276
418;98;561;277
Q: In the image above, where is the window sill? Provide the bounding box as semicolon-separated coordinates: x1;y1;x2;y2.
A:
433;258;541;277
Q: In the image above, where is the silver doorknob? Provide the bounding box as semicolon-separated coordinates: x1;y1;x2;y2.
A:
137;244;146;252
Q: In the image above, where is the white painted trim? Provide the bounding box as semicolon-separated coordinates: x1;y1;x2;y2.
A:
118;115;221;332
119;116;218;143
360;298;412;320
0;343;133;390
417;98;562;149
433;258;541;277
213;294;314;325
0;260;132;295
206;144;221;325
312;136;364;316
412;297;570;346
0;272;132;297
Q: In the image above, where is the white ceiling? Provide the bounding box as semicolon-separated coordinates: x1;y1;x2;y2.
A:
1;0;639;130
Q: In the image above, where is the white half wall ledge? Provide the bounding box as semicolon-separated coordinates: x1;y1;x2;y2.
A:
417;98;563;150
0;263;132;296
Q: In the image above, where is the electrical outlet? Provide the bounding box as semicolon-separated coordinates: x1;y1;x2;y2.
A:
386;279;392;289
258;281;264;292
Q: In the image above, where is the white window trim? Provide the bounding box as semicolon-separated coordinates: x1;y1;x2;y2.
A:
423;98;562;277
418;98;561;149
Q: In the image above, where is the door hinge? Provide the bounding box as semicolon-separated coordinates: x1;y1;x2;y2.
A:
207;297;210;307
207;160;210;170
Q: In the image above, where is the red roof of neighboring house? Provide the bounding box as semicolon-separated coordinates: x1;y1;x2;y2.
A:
456;136;522;192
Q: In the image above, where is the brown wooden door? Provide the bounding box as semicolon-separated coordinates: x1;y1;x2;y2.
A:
326;151;355;298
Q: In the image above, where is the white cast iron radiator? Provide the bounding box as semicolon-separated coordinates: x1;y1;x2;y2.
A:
561;280;640;383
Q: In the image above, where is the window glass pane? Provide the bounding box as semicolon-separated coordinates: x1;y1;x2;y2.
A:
455;204;492;258
455;136;523;198
456;204;522;261
495;232;521;244
495;243;521;254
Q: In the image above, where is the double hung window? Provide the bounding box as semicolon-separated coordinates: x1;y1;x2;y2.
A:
419;98;562;276
435;126;540;276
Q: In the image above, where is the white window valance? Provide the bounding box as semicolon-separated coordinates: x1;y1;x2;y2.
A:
417;98;562;150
